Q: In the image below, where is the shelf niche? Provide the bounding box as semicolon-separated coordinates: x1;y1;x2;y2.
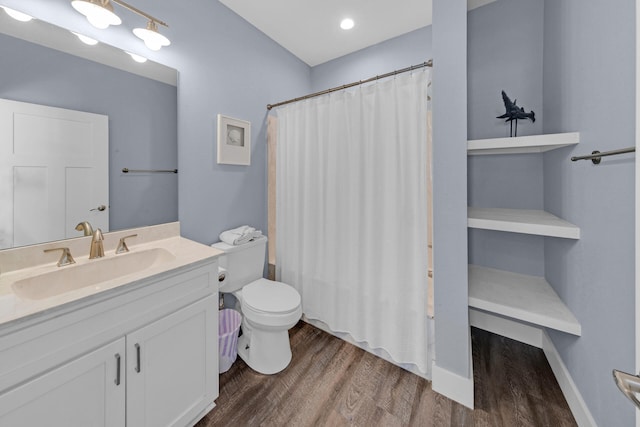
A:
468;265;581;336
467;132;580;156
467;207;580;239
466;132;581;337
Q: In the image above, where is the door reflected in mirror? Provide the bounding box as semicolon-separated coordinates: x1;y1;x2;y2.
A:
0;12;178;250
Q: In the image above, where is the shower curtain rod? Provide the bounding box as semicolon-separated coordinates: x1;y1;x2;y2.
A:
266;59;433;110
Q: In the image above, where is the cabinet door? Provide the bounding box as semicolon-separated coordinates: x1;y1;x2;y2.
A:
127;296;217;427
0;338;125;427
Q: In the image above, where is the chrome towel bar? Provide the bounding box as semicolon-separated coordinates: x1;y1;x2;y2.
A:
122;168;178;174
571;147;635;164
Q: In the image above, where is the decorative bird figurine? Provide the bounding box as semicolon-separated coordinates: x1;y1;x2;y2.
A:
496;90;535;137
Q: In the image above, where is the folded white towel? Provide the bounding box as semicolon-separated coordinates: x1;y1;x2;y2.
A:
219;225;263;245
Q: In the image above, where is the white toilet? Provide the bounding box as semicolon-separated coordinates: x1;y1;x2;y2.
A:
212;236;302;375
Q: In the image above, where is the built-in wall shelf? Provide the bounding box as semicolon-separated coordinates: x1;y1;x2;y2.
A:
467;132;580;155
468;207;580;239
468;265;581;336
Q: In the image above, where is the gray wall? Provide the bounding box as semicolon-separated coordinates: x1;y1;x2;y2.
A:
168;1;311;245
543;1;635;425
0;32;178;232
310;26;432;92
467;0;546;277
432;0;470;379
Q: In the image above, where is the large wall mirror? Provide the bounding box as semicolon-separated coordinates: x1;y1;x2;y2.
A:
0;11;178;249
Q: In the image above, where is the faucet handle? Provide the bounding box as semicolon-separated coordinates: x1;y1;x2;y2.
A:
44;247;76;267
116;234;138;254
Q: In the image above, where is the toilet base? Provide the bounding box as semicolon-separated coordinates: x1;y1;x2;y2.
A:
237;327;292;375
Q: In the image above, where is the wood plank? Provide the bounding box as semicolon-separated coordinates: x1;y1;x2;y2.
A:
195;322;577;427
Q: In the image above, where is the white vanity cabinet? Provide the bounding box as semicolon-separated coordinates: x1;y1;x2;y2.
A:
127;296;217;427
0;338;126;426
0;257;219;427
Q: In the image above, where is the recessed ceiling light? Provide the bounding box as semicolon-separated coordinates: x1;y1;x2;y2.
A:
340;18;354;30
72;31;99;46
1;6;34;22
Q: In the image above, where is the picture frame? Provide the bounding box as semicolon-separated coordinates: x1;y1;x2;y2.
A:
217;114;251;165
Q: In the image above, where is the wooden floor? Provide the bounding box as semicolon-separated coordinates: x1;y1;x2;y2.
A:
196;322;577;427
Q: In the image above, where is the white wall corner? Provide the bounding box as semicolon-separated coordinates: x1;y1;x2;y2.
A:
542;331;597;427
432;332;474;409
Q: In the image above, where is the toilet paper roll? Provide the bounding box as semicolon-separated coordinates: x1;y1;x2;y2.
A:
218;266;227;284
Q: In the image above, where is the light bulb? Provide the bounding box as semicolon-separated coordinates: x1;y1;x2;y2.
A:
126;52;147;63
1;6;34;22
144;40;162;51
72;32;98;45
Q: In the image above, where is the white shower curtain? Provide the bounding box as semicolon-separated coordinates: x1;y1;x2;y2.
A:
275;69;431;373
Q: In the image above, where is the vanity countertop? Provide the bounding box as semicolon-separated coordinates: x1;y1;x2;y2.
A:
0;222;222;329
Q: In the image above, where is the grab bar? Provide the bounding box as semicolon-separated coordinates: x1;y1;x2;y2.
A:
122;168;178;174
571;147;635;164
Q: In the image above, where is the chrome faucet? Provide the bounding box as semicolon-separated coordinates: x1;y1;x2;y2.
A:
89;228;104;259
75;221;94;236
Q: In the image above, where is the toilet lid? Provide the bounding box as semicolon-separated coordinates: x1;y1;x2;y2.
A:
242;278;301;314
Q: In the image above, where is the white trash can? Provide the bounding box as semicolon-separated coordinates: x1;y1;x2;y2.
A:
219;309;242;373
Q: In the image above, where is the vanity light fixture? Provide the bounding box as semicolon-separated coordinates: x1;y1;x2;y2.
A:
133;20;170;51
70;0;170;50
1;6;34;22
72;31;99;45
340;18;355;30
126;51;147;63
71;0;121;29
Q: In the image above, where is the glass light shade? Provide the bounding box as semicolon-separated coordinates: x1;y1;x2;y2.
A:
126;52;147;63
133;22;170;51
71;0;121;29
1;6;34;22
72;32;99;45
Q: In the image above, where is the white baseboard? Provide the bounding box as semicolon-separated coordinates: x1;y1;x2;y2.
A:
432;330;475;409
469;308;596;427
541;332;597;427
432;363;475;409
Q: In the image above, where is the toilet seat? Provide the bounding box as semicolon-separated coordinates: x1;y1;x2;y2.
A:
242;278;300;313
236;279;302;328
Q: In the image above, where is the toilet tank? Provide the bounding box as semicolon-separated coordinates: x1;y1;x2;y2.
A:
211;236;267;293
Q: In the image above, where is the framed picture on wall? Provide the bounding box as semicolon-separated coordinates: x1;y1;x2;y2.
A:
217;114;251;165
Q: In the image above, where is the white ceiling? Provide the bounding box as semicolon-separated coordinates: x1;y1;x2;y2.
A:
219;0;496;67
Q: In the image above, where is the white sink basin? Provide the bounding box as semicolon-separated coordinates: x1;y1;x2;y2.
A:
12;248;176;300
